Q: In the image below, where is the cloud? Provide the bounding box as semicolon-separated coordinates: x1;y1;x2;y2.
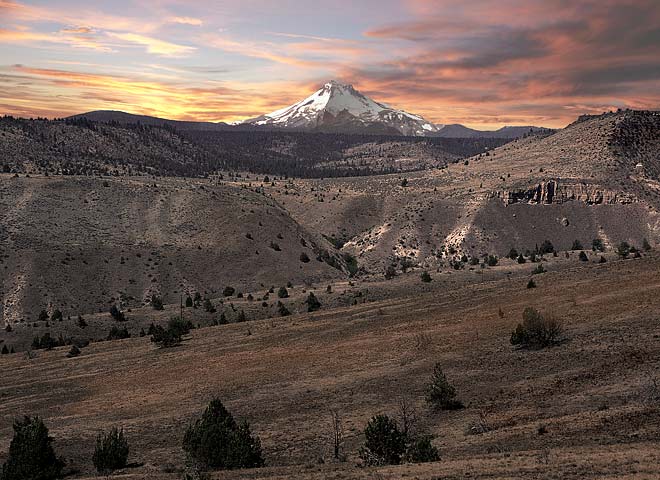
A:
105;32;196;57
0;64;308;122
168;16;203;26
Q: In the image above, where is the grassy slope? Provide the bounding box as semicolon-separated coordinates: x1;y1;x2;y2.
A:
1;253;659;479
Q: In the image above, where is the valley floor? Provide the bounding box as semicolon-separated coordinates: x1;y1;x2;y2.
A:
1;253;660;479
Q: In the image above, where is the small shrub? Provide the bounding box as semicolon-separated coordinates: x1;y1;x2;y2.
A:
527;279;536;289
643;238;652;251
425;363;462;410
592;238;605;252
578;251;589;262
384;265;397;279
50;310;63;322
203;299;216;313
151;295;164;310
571;240;583;250
66;345;80;358
107;326;130;341
420;271;432;283
182;399;264;471
539;240;554;254
305;292;321;312
277;287;289;298
109;305;126;321
277;301;290;317
510;307;562;349
531;264;545;275
359;415;406;466
223;286;235;297
616;242;631;258
92;427;129;473
517;254;526;264
404;436;440;463
486;255;498;267
1;416;65;480
299;252;310;263
343;253;359;276
508;248;518;260
185;296;193;308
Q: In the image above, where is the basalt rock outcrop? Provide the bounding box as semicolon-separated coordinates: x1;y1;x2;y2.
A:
496;180;637;206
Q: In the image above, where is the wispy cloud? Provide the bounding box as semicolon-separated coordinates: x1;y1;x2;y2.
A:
168;16;203;26
105;32;196;57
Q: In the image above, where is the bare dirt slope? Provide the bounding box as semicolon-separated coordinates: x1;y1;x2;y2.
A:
0;175;344;325
268;111;660;274
0;253;659;479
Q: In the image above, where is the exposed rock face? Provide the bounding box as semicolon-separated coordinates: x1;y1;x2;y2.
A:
497;180;637;205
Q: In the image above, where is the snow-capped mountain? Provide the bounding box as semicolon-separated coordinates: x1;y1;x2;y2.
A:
243;80;443;136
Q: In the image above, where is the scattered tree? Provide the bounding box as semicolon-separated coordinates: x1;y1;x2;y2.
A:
359;415;406;466
425;363;462;410
305;292;321;312
182;398;264;471
592;238;605;252
420;271;432;283
0;416;65;480
616;242;631;258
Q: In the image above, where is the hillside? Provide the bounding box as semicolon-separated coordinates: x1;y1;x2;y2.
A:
267;110;660;274
0;116;508;178
1;110;658;333
0;175;345;329
0;252;659;479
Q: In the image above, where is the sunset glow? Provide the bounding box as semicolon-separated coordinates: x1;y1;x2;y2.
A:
1;0;659;129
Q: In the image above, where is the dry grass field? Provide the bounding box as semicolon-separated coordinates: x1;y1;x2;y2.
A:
1;252;659;479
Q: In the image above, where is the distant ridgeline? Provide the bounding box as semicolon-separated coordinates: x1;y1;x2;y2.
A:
0;115;513;178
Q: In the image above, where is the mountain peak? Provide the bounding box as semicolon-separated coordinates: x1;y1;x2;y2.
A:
244;80;441;136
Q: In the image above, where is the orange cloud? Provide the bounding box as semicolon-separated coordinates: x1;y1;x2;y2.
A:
1;65;309;123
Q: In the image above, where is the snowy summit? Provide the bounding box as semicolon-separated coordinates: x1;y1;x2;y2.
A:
243;80;442;136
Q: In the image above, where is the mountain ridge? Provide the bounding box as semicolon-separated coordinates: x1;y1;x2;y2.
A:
66;80;553;138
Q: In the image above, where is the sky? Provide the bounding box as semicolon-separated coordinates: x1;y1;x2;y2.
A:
1;0;659;129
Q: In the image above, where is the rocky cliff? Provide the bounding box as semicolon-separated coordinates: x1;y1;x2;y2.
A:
496;180;637;205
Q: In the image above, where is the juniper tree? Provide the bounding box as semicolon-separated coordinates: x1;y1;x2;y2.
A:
1;416;65;480
425;363;462;410
182;399;264;471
